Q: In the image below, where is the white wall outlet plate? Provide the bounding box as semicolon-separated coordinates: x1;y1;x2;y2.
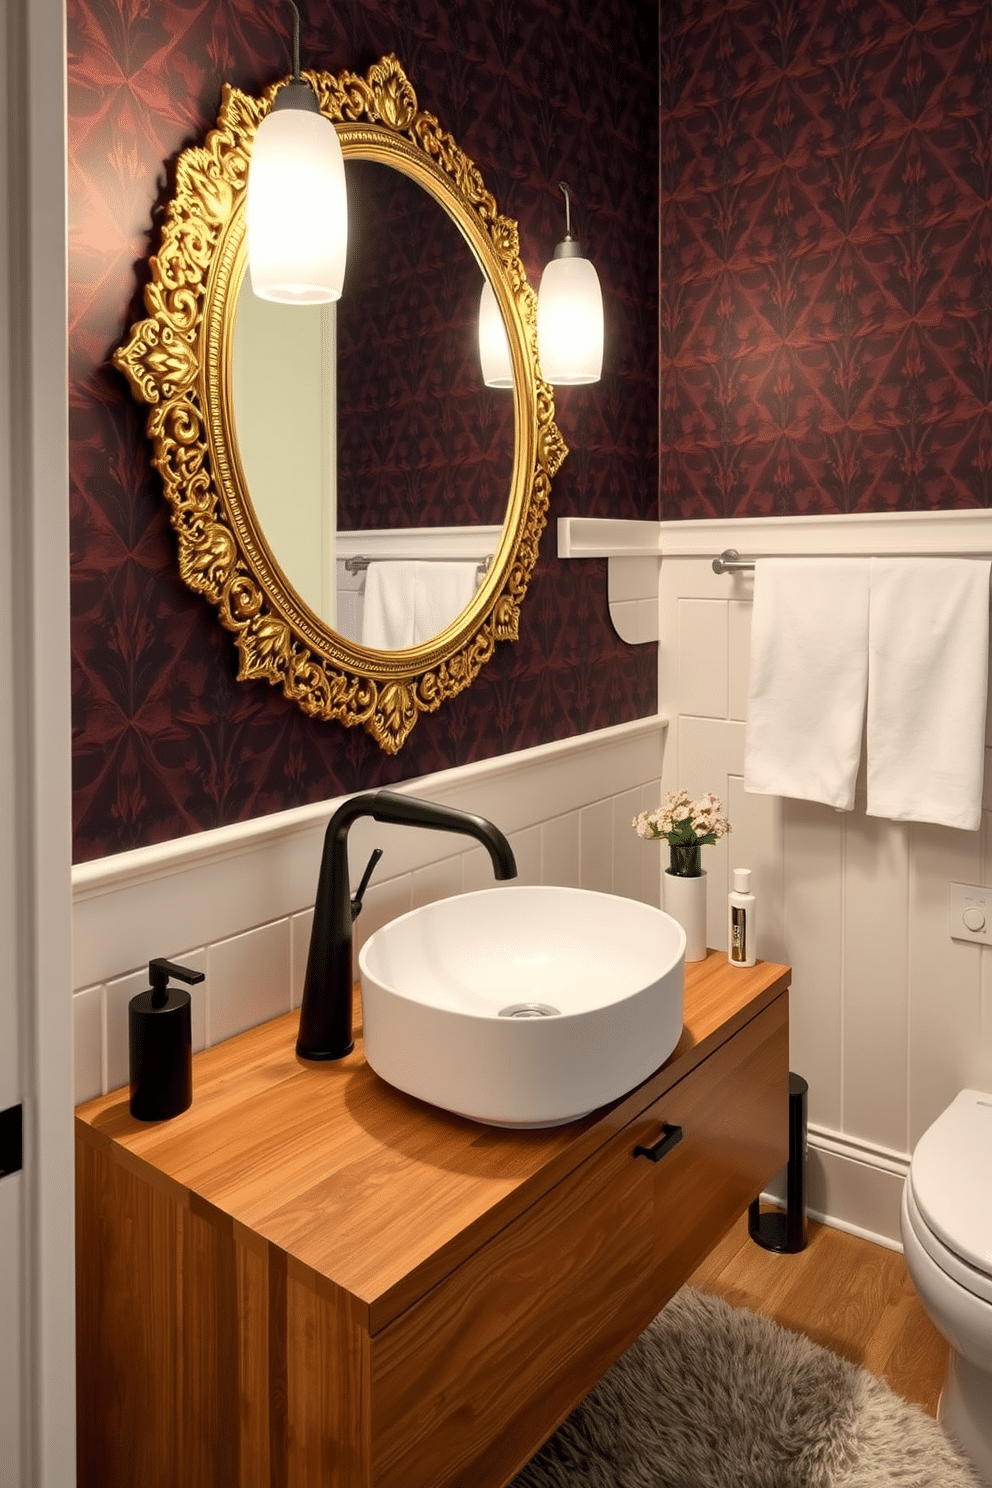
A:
949;882;992;945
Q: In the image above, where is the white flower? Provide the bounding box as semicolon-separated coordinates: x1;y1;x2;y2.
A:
632;789;730;849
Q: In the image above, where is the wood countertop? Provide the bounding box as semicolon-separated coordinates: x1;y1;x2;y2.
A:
76;951;790;1332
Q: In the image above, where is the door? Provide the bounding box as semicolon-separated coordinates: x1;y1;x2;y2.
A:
1;1;75;1484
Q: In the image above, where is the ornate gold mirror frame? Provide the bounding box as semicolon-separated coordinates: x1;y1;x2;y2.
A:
115;54;566;752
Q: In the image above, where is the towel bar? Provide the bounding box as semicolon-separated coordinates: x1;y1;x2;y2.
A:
712;549;754;574
343;555;492;576
712;549;992;575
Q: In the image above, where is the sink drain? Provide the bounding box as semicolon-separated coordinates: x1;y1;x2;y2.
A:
498;1002;560;1019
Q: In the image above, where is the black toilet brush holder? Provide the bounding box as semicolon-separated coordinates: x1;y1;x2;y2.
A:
749;1071;808;1253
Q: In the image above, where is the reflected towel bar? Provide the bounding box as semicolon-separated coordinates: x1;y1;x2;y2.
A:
343;555;492;576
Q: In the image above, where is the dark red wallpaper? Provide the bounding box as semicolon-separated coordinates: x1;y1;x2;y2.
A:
335;160;514;532
660;0;992;518
68;0;660;861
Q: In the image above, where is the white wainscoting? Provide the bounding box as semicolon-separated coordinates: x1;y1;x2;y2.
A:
72;717;666;1106
656;511;992;1247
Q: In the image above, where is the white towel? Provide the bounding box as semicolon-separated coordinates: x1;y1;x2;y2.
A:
744;558;871;811
362;561;479;650
866;557;990;831
411;561;479;643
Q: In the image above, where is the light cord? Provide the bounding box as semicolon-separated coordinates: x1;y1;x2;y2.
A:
558;181;573;240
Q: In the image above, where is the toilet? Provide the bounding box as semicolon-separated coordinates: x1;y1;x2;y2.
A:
901;1089;992;1486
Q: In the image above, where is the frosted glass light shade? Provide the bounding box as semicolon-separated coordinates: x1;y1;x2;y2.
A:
478;279;513;388
247;106;347;304
537;253;604;385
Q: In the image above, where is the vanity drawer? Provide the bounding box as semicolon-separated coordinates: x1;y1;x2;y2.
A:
368;991;789;1488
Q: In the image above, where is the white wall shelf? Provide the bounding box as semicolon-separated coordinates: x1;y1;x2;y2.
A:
557;518;662;645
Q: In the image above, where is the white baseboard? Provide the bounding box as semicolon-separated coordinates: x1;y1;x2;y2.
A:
763;1121;909;1251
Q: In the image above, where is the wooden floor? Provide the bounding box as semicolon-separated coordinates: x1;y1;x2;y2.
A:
687;1210;949;1417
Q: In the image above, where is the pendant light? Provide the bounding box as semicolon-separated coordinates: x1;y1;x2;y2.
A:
536;182;603;385
478;279;513;388
246;0;347;304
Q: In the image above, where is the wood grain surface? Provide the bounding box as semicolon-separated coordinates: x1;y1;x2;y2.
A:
76;953;790;1326
76;953;791;1488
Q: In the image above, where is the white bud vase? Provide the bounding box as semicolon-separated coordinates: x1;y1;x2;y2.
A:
664;869;707;962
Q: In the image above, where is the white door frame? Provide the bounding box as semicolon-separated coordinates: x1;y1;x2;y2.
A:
2;0;75;1482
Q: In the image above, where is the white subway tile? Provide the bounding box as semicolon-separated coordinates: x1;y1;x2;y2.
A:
207;921;291;1045
728;600;752;722
506;825;541;887
541;812;581;889
579;800;613;894
290;910;313;1010
104;968;145;1096
613;789;646;903
410;858;462;910
178;948;207;1053
676;716;745;789
678;599;728;718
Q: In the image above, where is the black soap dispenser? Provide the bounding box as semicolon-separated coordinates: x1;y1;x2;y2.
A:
129;958;205;1121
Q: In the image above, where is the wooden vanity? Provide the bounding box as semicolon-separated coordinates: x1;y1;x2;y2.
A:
76;952;791;1488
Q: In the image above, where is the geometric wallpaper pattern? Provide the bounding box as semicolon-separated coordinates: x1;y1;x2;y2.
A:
660;0;992;518
67;0;660;860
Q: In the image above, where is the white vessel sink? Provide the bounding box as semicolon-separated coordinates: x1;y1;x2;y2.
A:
358;885;686;1128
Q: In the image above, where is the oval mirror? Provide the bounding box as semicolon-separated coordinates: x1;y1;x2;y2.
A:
230;156;515;640
114;55;566;752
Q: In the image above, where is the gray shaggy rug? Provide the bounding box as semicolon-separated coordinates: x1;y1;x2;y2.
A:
512;1288;983;1488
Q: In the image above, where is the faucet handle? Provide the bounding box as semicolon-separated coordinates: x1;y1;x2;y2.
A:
351;847;383;921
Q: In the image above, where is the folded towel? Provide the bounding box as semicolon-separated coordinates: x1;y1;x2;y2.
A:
866;557;990;831
362;561;479;650
744;558;871;810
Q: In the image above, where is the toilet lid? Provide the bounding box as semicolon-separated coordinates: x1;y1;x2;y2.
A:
910;1089;992;1280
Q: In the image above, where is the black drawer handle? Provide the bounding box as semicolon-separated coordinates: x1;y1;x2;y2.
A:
633;1122;683;1163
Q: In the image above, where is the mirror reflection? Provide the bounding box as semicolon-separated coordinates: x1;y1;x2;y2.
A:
231;157;514;647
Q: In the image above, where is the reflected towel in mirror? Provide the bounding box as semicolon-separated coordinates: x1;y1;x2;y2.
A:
361;561;480;650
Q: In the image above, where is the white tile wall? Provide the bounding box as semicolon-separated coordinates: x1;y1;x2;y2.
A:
657;519;992;1244
207;921;292;1045
72;718;666;1107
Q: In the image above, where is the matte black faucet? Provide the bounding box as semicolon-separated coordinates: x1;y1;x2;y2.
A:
297;789;518;1061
